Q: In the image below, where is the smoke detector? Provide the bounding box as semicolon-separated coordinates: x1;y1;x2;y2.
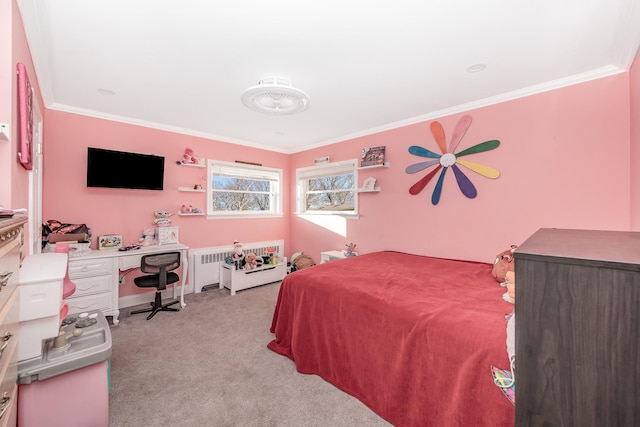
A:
241;77;310;115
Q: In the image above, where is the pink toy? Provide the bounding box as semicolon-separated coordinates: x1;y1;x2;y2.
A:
177;147;199;165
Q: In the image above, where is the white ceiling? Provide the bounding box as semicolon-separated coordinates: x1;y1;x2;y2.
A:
17;0;640;154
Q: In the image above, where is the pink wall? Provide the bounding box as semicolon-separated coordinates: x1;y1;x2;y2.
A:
4;2;637;296
290;74;631;263
43;111;290;296
630;47;640;230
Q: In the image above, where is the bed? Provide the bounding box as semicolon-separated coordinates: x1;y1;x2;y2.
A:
268;251;515;426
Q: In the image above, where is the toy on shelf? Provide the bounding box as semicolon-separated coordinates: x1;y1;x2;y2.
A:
176;147;199;165
231;240;245;270
245;253;264;270
180;205;203;215
264;247;277;264
153;210;173;227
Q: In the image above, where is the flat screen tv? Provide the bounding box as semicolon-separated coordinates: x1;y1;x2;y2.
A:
87;147;165;190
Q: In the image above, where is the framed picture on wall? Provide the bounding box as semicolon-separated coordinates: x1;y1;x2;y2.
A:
17;62;33;170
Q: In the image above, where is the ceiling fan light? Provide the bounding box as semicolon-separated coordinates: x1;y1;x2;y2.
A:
241;77;310;115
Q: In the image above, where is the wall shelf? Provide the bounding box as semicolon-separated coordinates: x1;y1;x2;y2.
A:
357;187;381;193
177;212;205;216
358;162;390;170
178;162;205;168
178;187;205;192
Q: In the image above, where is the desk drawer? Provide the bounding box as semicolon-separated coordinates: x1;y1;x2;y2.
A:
118;254;142;270
69;258;113;279
72;275;111;297
66;293;111;314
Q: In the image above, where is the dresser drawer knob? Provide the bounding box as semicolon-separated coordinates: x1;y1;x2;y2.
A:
0;391;10;419
0;272;12;290
0;332;12;359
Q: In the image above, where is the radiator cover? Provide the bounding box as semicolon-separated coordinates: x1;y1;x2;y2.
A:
189;240;284;293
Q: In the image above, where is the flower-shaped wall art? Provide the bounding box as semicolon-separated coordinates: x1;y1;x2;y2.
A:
405;115;500;205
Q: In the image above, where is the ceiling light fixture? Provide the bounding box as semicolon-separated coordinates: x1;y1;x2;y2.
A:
241;77;310;115
466;63;487;73
97;88;116;95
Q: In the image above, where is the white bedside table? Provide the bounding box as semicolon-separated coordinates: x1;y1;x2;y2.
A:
320;250;358;263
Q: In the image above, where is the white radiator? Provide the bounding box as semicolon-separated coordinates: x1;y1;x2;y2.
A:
189;240;284;293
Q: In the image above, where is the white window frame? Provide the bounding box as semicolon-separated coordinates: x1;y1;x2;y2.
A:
207;159;283;219
296;159;359;216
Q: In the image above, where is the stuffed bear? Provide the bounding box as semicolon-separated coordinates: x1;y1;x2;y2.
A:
139;227;157;247
245;252;264;270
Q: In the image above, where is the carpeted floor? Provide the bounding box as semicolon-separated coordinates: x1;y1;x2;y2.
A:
108;282;392;427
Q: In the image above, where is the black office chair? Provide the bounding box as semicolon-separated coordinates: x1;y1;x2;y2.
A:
131;252;181;320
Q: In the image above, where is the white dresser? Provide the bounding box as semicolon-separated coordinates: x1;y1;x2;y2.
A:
0;216;26;427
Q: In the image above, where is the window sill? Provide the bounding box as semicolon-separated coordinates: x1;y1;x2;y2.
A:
295;212;359;219
206;213;284;220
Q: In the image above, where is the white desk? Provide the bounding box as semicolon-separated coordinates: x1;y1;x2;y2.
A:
67;243;189;325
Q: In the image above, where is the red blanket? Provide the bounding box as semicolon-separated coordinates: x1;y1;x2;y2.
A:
268;251;514;426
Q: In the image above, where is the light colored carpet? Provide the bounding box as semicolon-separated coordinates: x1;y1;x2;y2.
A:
108;282;392;427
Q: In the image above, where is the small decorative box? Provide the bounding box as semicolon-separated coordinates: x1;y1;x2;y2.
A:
157;226;179;245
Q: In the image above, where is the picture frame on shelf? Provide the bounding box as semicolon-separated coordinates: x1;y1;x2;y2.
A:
360;146;385;167
363;177;377;190
158;226;179;245
98;234;122;250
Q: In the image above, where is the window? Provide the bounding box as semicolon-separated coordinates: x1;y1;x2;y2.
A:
207;160;282;218
296;160;358;215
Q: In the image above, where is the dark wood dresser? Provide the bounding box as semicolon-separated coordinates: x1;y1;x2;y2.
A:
515;228;640;426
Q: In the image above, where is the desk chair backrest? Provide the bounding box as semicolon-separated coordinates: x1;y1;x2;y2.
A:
140;252;181;290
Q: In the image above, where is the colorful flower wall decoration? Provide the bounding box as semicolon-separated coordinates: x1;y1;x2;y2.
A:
405;115;500;205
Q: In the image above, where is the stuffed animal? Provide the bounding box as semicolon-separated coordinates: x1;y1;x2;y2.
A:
505;271;515;303
492;245;518;283
153;211;173;227
290;252;316;270
231;240;245;269
264;247;276;264
180;204;193;214
245;252;264;270
345;242;357;257
177;147;199;165
139;227;157;247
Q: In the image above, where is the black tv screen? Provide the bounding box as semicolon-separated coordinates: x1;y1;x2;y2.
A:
87;147;165;190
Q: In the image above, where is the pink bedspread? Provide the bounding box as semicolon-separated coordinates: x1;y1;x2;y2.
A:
268;251;514;426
